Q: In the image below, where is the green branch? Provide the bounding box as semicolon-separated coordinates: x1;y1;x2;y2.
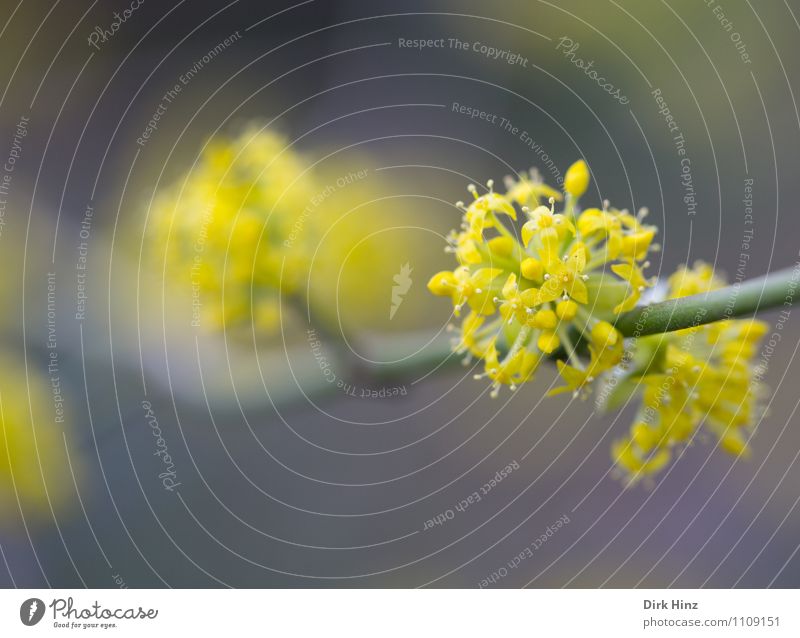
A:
292;266;798;404
614;265;797;338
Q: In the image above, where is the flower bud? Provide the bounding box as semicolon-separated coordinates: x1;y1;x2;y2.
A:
564;159;590;198
520;257;543;281
556;300;578;321
537;331;560;354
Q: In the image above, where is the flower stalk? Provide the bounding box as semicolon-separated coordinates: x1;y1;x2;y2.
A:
614;265;797;337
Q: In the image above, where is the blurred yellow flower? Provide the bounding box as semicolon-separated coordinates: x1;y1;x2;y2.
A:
0;356;77;521
610;262;768;484
148;126;316;333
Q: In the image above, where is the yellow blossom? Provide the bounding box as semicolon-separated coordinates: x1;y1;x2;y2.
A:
460;180;516;234
538;242;589;304
426;266;503;316
429;160;656;399
504;169;563;207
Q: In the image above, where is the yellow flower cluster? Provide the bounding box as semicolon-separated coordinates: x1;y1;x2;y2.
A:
428;160;658;397
149;127;316;332
428;162;768;483
611;262;768;483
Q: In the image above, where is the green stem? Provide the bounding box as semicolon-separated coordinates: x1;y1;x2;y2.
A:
614;265;797;338
347;266;797;391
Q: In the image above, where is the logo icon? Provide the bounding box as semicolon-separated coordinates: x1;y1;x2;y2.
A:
390;262;413;320
20;598;45;626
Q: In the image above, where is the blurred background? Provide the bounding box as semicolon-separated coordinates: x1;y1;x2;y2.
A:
0;0;799;587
